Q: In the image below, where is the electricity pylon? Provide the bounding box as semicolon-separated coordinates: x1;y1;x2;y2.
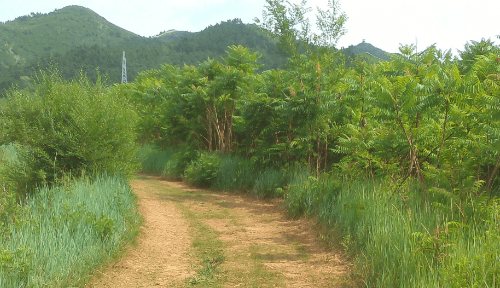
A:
121;51;127;84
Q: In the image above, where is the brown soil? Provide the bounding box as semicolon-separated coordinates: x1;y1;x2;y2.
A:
86;178;194;287
87;175;349;287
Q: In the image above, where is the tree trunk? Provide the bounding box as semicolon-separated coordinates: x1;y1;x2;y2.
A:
485;153;500;195
316;134;320;179
206;108;213;152
435;100;449;169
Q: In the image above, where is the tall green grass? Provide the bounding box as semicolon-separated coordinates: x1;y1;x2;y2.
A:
286;173;500;287
136;144;176;175
139;146;289;198
0;144;20;231
213;154;288;198
0;175;141;287
212;154;257;191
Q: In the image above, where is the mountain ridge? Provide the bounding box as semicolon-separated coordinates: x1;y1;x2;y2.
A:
0;6;391;95
0;5;139;68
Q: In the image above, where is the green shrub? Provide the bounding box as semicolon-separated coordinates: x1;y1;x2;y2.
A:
162;148;198;180
136;144;176;174
0;70;139;194
184;151;222;188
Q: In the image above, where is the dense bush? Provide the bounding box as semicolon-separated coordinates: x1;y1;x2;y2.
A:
0;70;139;194
162;148;199;180
184;151;222;188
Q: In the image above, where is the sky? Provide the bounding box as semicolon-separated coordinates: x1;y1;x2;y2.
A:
1;0;499;55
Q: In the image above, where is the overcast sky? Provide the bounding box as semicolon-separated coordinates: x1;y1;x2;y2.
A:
1;0;498;55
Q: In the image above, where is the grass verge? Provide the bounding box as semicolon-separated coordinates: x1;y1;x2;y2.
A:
0;174;141;287
183;207;226;288
286;174;500;287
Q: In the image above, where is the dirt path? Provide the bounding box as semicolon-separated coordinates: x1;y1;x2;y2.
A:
87;175;349;287
87;177;194;287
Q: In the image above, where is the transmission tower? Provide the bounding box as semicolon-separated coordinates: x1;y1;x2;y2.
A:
121;51;127;84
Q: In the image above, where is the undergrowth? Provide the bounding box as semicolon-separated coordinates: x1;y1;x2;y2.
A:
286;175;500;287
140;146;288;199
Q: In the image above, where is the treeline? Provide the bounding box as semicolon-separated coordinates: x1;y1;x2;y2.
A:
129;39;500;195
1;12;45;24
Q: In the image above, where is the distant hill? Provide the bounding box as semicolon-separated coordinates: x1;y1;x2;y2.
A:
0;5;143;93
0;6;391;96
165;19;287;68
343;41;392;63
0;8;289;95
0;5;137;68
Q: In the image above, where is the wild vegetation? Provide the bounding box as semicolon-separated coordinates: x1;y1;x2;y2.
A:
0;68;141;286
0;171;140;287
134;0;500;286
1;0;499;286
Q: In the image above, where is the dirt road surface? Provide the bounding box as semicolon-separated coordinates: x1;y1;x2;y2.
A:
87;175;349;287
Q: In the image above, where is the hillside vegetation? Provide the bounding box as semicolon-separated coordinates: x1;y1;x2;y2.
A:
0;5;136;65
0;5;388;96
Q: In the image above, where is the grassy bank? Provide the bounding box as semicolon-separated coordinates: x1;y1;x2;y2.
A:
286;175;500;286
1;144;141;287
0;173;141;287
140;145;500;287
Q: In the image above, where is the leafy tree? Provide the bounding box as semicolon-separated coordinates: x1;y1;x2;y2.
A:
0;69;138;194
458;38;500;74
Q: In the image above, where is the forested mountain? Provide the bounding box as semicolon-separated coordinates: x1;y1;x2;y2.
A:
0;5;139;94
0;5;137;66
0;6;389;96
